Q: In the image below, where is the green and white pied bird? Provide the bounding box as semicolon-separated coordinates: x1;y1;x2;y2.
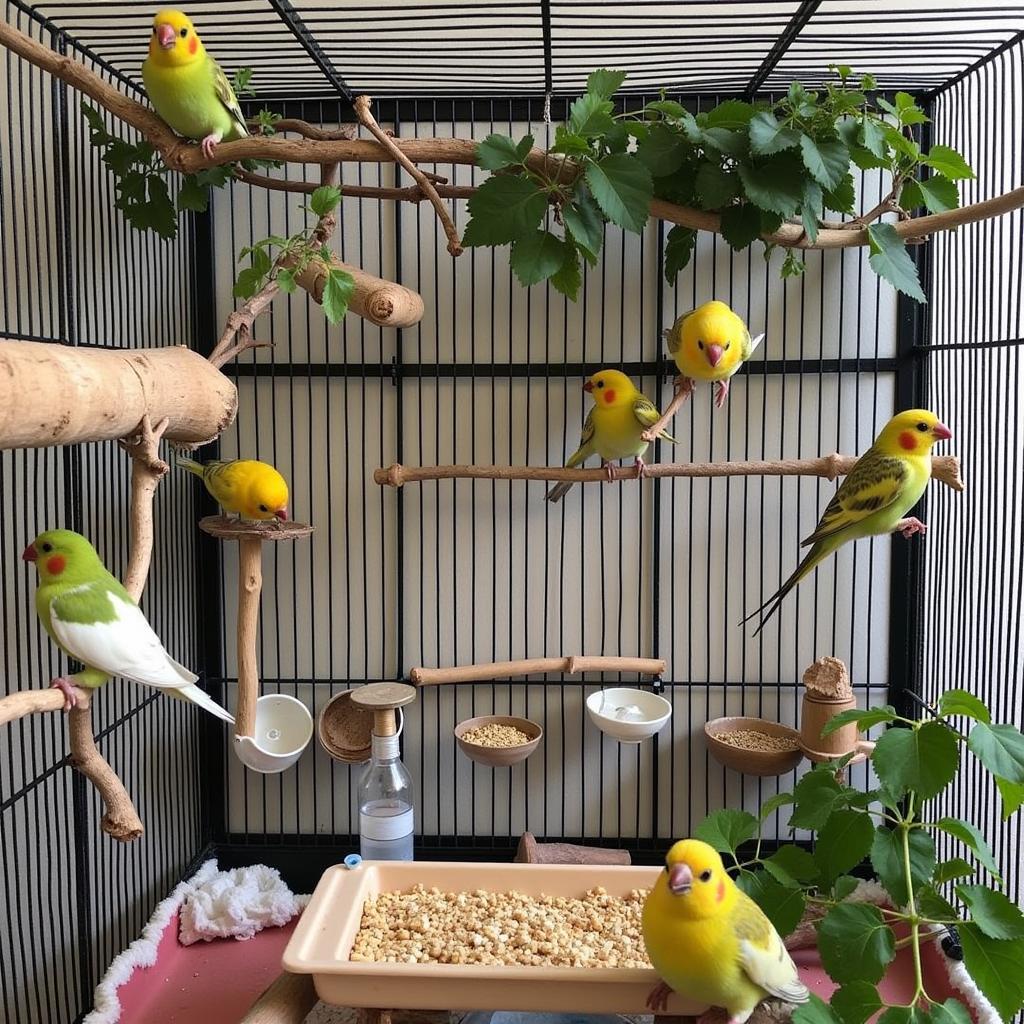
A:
23;529;233;722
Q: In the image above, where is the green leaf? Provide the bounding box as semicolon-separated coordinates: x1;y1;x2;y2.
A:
602;122;629;154
563;190;604;265
799;135;850;190
895;91;929;125
233;266;261;299
866;223;927;303
143;176;177;239
194;164;235;189
695;161;737;209
635;123;687;177
176;175;209;213
824;173;857;214
759;792;795;820
934;857;976;885
550;126;592;157
663;225;697;282
738;156;805;218
916;885;959;923
790;770;851;830
569;92;615;137
720;203;763;251
509;230;566;287
586;68;626;101
549;240;582;300
923;144;975;180
996;775;1024;819
793;994;842;1024
958;885;1024;939
693;809;759;856
801;179;822;243
322;267;355;324
749;111;801;155
310;185;342;218
781;249;806;278
937;689;990;723
860;73;877;91
926;1000;973;1024
968;722;1024;782
870;825;936;904
883;124;920;162
704;99;756;129
702;127;749;159
859;115;888;158
815;809;874;883
584;154;652;233
231;66;255;97
462;175;548;246
877;1009;928;1024
830;981;882;1024
818;903;896;984
645;99;686;119
738;870;806;937
959;923;1024;1020
476;133;533;170
276;268;296;294
821;706;898;737
763;844;818;887
833;875;860;901
934;817;1002;877
900;179;925;212
918;174;959;213
248;247;271;277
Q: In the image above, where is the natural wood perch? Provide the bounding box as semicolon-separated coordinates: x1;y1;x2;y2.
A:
410;656;666;685
239;971;318;1024
293;256;425;328
3;18;1020;252
375;454;965;491
0;339;238;449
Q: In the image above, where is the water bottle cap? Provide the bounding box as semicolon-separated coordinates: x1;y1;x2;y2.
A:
344;853;362;869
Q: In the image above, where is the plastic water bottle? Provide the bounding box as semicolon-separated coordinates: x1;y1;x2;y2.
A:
358;726;414;861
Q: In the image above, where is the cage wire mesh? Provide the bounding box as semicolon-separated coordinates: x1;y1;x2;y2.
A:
0;1;1023;1021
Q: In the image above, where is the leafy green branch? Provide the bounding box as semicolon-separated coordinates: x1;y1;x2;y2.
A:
693;690;1024;1024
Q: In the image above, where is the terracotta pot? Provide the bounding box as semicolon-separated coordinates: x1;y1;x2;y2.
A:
799;692;858;760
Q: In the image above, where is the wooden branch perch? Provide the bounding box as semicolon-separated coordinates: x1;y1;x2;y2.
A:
0;339;238;450
207;282;279;370
293;256;425;328
375;454;965;491
411;656;667;685
5;18;1014;251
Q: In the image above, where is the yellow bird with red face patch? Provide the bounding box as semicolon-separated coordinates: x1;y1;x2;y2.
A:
642;839;808;1024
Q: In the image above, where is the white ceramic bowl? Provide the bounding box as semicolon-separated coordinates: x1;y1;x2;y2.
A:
586;687;672;743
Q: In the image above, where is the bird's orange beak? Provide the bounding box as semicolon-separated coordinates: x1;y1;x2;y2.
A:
274;508;288;522
582;380;594;393
156;23;176;49
22;543;37;562
667;862;693;896
932;421;952;441
705;343;724;368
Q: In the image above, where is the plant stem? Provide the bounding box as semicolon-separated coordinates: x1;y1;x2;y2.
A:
901;793;931;1007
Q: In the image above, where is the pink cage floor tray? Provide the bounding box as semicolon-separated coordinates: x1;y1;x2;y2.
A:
283;861;965;1016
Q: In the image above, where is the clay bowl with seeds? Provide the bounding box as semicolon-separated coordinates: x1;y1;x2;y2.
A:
454;715;543;767
704;716;804;776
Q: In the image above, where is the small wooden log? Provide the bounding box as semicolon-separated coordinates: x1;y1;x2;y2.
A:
515;831;631;865
410;656;666;686
239;971;318;1024
0;339;237;450
293;256;424;329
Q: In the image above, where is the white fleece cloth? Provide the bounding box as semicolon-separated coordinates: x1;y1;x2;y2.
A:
179;863;309;945
83;859;220;1024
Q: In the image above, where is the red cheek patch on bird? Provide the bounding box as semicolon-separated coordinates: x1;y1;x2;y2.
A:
604;389;616;404
716;880;725;903
46;555;66;575
189;36;198;54
899;430;918;452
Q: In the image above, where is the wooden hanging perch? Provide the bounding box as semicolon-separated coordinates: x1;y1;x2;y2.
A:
411;656;666;685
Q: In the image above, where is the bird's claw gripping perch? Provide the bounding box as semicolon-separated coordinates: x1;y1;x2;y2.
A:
646;981;674;1013
603;460;616;483
200;134;220;159
899;517;928;539
50;676;81;711
634;456;647;480
714;379;730;409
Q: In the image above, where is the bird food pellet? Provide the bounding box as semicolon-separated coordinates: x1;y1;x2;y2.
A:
350;884;652;967
715;729;798;752
461;723;531;747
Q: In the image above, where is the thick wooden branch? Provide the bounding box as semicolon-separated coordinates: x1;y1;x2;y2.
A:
293;256;425;328
0;339;238;449
411;656;666;685
207;283;279;370
375;454;965;491
5;18;1016;251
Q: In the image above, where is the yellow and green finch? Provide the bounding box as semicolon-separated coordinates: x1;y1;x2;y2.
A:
142;9;248;160
745;409;953;635
545;369;676;503
177;456;289;522
642;301;763;441
642;839;808;1023
23;529;233;722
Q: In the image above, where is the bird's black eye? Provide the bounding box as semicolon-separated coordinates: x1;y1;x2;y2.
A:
699;869;712;882
259;504;268;512
597;380;604;388
41;542;52;553
180;27;188;37
916;421;929;432
725;342;731;350
697;340;704;350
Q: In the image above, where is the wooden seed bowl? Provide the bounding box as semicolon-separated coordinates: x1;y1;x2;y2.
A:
705;716;804;776
454;715;543;767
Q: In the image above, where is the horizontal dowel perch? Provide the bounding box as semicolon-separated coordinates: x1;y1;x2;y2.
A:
0;339;237;450
376;455;965;491
292;256;425;329
410;656;666;685
0;687;68;726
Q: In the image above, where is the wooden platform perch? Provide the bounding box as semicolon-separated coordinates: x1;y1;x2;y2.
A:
411;656;666;685
375;454;965;491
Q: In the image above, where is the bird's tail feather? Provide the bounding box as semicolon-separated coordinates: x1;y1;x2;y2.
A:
742;541;830;635
544;480;574;503
174;683;235;724
176;455;204;478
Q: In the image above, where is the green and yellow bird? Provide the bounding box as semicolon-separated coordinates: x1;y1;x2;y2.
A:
23;529;233;721
745;409;953;634
545;369;676;503
178;456;289;523
142;9;248;159
642;839;809;1023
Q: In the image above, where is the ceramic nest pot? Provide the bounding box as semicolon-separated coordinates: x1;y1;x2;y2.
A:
454;715;543;767
705;716;804;776
318;690;374;764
